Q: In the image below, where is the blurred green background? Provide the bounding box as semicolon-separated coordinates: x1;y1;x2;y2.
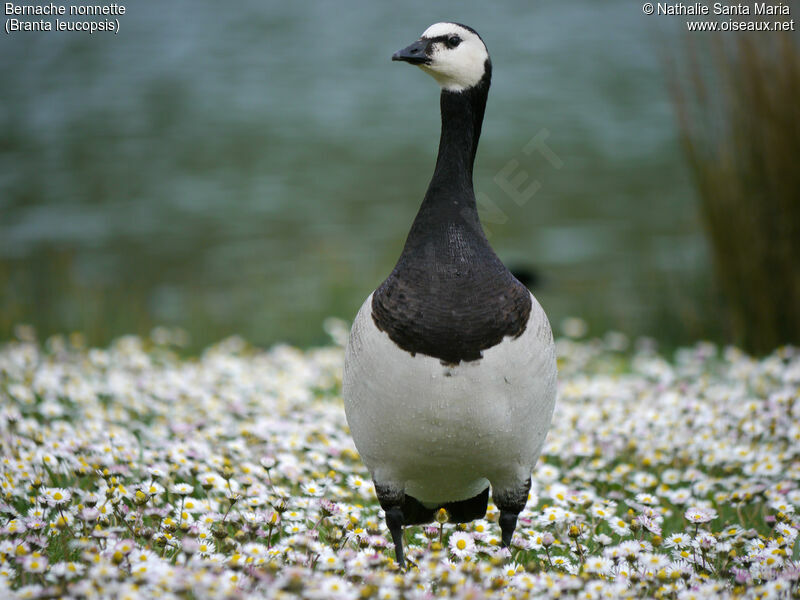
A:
0;1;772;351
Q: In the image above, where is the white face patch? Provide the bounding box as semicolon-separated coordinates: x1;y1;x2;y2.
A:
417;23;489;92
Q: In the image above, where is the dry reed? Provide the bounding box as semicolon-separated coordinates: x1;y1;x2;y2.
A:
670;26;800;354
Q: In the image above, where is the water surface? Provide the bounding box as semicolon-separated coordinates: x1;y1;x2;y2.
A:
0;1;719;349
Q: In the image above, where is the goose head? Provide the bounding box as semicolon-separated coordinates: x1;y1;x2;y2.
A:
392;22;490;92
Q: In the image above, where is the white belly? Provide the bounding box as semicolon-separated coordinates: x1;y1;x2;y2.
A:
343;292;557;505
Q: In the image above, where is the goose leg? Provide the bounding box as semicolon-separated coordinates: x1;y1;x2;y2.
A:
493;477;531;549
498;511;519;548
374;483;406;568
384;505;406;568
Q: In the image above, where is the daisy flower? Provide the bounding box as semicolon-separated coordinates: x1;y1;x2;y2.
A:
42;487;71;507
591;504;613;519
608;517;631;536
301;480;325;497
594;533;612;546
636;514;662;536
502;562;523;578
770;499;795;514
538;505;567;526
448;531;476;559
317;550;343;571
471;519;491;539
685;506;717;524
663;533;690;549
22;553;48;574
170;483;194;496
634;492;659;506
584;556;612;575
196;540;216;555
551;555;577;574
774;523;797;541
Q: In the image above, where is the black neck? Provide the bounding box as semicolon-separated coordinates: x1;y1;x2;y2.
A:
404;63;492;251
429;74;490;191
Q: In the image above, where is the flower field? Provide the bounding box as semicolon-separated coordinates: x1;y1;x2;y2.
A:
0;322;798;599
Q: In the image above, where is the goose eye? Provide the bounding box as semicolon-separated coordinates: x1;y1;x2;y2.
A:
447;36;461;48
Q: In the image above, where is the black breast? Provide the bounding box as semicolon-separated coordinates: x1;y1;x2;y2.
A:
371;64;530;364
371;223;531;365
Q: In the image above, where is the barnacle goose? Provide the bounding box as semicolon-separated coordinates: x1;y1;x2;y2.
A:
343;22;557;568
